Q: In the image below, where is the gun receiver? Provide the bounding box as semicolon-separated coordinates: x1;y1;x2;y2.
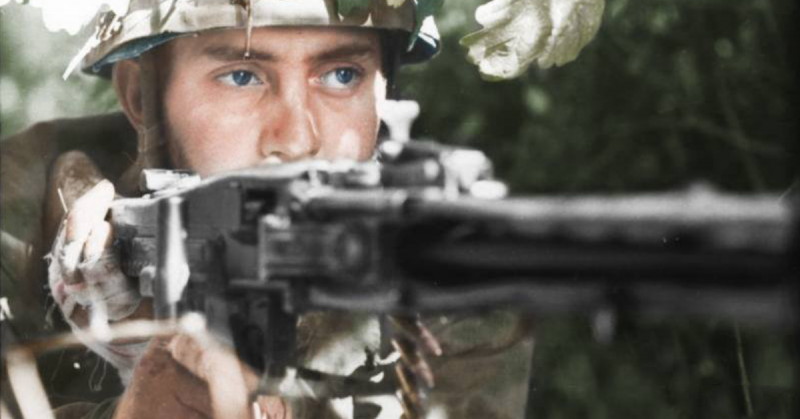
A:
109;139;799;376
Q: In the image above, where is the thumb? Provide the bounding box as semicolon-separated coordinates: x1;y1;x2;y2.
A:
168;334;252;419
44;151;109;245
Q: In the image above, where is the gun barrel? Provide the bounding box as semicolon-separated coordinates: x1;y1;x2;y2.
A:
396;193;795;286
409;192;793;253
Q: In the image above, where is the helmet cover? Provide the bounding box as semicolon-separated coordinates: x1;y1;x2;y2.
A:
75;0;440;77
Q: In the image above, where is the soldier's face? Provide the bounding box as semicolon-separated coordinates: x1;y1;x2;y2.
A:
157;27;385;177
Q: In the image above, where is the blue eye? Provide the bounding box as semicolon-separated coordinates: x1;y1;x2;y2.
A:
335;68;355;84
320;67;361;89
218;70;263;87
231;71;253;85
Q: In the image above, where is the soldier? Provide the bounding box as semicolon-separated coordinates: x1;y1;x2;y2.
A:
1;1;534;418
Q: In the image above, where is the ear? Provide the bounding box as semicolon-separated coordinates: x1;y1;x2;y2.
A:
112;59;145;131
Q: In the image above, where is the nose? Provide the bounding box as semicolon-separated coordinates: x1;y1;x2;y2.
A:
259;83;320;162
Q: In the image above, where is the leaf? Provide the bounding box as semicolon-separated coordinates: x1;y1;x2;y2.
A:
385;0;409;7
460;0;604;80
17;0;131;36
536;0;605;68
460;0;553;80
337;0;372;16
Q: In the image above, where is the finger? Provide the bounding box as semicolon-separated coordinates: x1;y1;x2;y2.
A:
44;151;106;246
145;337;212;414
254;396;291;419
82;221;113;263
50;151;107;208
65;179;115;243
392;337;434;389
117;337;210;419
60;180;115;283
167;333;258;386
168;334;250;419
167;334;208;379
389;316;442;357
78;257;141;322
45;151;104;216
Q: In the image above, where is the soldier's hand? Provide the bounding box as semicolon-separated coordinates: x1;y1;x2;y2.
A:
114;333;290;419
45;151;151;381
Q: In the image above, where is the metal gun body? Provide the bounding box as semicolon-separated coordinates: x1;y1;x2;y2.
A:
109;141;799;372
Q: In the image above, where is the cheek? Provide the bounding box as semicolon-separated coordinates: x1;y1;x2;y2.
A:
163;79;262;175
316;84;381;161
324;126;376;161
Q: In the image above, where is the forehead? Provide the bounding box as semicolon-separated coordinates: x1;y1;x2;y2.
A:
163;26;381;60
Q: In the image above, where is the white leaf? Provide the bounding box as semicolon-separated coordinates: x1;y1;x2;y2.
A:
26;0;130;36
461;0;604;80
385;0;408;7
537;0;604;68
40;0;100;35
461;0;553;80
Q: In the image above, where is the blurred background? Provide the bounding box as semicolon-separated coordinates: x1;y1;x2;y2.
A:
2;0;798;417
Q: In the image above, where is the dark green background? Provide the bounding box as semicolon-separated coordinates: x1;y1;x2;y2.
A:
401;0;798;195
400;1;798;418
2;0;797;417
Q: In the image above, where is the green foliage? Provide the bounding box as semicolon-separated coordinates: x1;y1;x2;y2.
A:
336;0;372;15
0;3;119;138
528;318;796;418
403;0;798;193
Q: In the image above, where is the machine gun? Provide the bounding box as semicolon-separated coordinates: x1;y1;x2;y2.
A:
108;133;800;390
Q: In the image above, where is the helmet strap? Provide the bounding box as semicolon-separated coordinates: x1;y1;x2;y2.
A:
382;31;405;100
119;52;167;195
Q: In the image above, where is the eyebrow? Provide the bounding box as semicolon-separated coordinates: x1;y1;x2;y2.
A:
203;45;275;62
201;43;377;64
312;43;377;63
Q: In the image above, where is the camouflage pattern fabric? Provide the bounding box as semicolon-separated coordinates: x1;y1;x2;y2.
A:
290;311;534;418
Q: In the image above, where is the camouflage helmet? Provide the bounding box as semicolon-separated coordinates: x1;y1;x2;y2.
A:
77;0;441;77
